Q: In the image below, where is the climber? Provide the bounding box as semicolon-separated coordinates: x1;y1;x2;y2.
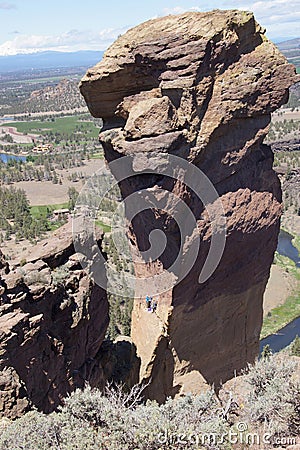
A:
152;298;158;313
145;295;151;311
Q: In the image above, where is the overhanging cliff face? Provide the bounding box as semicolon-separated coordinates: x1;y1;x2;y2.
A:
80;11;297;401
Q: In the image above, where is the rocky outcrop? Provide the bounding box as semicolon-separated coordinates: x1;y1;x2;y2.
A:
0;224;109;418
80;11;298;402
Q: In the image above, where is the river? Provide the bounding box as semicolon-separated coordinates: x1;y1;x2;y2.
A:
0;117;15;123
277;229;300;267
260;230;300;353
260;316;300;354
0;153;26;163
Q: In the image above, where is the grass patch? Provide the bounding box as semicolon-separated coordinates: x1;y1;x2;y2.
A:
261;250;300;339
30;203;69;219
260;287;300;339
48;220;67;231
32;205;111;233
91;152;103;159
5;115;99;140
3;75;75;86
95;219;111;233
292;234;300;253
274;250;298;276
30;203;69;231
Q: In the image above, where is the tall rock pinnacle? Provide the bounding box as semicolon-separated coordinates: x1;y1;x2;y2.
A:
80;10;297;401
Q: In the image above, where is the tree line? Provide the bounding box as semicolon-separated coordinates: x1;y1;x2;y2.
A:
0;186;49;242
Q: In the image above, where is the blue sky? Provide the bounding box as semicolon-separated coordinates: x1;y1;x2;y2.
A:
0;0;299;55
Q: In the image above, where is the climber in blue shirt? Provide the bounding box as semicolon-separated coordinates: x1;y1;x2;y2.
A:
145;295;151;310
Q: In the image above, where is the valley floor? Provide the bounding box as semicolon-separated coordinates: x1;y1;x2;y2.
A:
11;158;104;205
264;264;296;315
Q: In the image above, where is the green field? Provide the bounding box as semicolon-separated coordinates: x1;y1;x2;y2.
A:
30;202;69;231
5;115;99;140
4;76;73;86
95;219;111;233
30;203;69;218
293;235;300;252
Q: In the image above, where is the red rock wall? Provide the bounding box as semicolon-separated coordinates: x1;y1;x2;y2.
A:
80;11;298;401
0;225;109;417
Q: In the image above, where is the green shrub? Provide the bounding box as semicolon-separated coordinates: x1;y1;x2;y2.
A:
0;355;299;449
0;409;103;450
52;265;70;286
261;344;272;360
0;385;229;450
291;335;300;357
244;355;300;437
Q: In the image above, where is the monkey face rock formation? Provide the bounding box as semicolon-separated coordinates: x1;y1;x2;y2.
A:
80;11;297;401
0;225;108;418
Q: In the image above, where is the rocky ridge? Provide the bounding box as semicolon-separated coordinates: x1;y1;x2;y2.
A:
0;224;109;418
24;78;87;113
80;10;298;402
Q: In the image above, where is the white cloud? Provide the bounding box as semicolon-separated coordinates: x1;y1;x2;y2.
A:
0;27;130;56
0;2;16;9
235;0;300;20
162;6;203;15
161;2;300;40
234;0;300;39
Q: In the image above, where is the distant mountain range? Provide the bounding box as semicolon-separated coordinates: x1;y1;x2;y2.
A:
277;38;300;52
0;38;299;75
277;38;300;72
0;50;104;73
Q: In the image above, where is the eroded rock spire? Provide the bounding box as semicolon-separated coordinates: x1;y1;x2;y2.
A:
80;10;297;401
